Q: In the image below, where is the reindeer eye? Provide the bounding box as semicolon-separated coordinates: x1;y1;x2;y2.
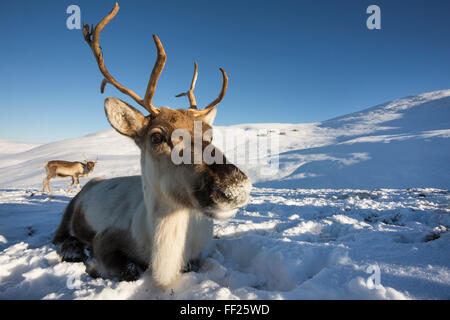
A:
151;132;164;145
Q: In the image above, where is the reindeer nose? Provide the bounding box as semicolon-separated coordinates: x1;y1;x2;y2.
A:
209;162;252;207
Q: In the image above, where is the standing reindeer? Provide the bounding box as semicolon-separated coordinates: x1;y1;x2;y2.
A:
52;3;251;288
43;157;98;193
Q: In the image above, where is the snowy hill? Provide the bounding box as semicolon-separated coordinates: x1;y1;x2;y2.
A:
1;89;449;190
257;90;450;189
0;89;449;300
0;139;40;157
0;130;140;190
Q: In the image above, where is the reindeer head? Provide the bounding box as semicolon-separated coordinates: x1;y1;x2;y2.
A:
83;155;98;173
83;3;251;219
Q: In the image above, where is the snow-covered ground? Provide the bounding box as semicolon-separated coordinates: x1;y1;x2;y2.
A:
0;89;449;299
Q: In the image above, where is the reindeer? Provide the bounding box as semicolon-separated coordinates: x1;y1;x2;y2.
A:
43;157;98;193
52;3;251;288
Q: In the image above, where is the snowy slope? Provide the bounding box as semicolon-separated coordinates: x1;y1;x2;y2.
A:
1;89;449;190
0;187;448;299
0;139;40;157
0;130;140;190
0;89;449;300
255;90;450;189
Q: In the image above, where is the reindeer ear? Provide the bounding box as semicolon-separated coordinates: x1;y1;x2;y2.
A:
197;107;217;126
104;98;147;137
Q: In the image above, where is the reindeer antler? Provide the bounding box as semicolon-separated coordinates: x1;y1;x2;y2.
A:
176;62;198;109
176;63;228;112
83;3;226;116
82;2;163;116
143;35;166;113
197;68;228;114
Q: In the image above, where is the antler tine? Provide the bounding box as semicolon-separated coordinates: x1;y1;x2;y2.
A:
83;3;160;116
197;68;228;114
143;35;166;115
82;3;142;105
175;62;198;109
100;78;109;94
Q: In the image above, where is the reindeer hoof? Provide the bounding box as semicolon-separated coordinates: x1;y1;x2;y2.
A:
85;260;101;278
60;237;87;262
120;262;141;282
182;259;200;273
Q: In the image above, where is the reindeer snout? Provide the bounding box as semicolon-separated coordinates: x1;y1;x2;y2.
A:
196;163;252;219
213;167;251;207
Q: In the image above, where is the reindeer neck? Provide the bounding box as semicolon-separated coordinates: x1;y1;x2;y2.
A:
140;153;185;218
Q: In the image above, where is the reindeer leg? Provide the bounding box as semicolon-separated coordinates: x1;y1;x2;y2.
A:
46;175;54;193
67;177;74;193
43;175;52;193
75;175;81;191
59;236;88;262
91;228;146;281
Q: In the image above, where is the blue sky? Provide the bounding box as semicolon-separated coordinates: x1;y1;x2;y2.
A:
1;0;450;143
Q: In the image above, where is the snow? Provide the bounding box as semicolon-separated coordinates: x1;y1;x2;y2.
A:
0;89;449;299
0;139;40;157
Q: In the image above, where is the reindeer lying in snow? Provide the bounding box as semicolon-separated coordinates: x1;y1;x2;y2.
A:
43;158;98;193
52;3;251;288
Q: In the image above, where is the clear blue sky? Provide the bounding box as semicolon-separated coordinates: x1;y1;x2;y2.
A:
1;0;450;143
